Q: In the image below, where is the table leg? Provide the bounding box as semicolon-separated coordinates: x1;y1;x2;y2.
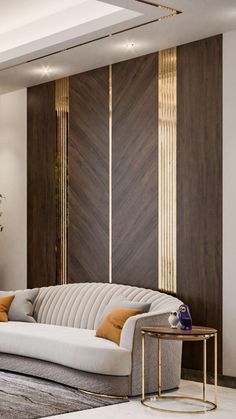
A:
214;333;218;406
141;333;145;401
157;338;161;397
203;339;207;401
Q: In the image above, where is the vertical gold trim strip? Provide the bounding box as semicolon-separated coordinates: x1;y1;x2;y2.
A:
158;48;177;294
109;65;113;283
55;78;69;285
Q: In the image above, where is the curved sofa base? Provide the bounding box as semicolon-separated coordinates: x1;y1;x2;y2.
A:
0;353;131;396
0;353;180;397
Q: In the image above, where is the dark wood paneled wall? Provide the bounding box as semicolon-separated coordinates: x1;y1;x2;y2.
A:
27;36;222;374
27;82;57;288
177;35;222;372
112;54;158;289
69;67;109;283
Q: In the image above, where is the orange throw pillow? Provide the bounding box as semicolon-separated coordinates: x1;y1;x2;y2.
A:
0;295;15;322
96;307;141;345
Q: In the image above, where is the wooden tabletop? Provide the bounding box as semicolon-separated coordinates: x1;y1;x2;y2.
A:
141;325;217;341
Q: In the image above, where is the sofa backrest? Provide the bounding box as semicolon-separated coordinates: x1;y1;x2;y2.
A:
33;282;181;330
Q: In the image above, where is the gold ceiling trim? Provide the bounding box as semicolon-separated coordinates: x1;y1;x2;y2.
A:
136;0;179;13
0;1;181;73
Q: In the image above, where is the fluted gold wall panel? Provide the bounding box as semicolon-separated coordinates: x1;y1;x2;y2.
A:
158;48;177;293
55;78;69;285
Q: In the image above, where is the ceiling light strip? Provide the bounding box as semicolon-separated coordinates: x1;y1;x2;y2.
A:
158;48;177;294
114;11;178;35
136;0;180;13
0;2;181;74
109;64;113;284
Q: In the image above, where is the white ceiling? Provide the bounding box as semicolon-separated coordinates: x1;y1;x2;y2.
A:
0;0;142;61
1;0;236;94
0;0;88;34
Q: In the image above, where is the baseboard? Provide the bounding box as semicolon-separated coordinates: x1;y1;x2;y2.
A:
181;368;236;389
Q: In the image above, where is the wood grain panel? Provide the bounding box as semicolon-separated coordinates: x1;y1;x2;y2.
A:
27;82;57;288
177;35;222;372
112;54;158;289
69;67;109;283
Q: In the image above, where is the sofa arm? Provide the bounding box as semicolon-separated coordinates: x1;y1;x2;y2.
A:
120;311;182;396
120;311;170;351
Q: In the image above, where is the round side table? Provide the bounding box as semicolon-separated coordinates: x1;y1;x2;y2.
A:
141;325;217;414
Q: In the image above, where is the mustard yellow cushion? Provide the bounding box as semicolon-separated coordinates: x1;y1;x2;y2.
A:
0;295;15;322
96;307;141;345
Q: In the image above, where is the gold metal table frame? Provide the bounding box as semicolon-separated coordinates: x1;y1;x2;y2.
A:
141;326;218;414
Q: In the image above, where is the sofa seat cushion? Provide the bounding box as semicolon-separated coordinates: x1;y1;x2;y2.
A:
0;322;131;376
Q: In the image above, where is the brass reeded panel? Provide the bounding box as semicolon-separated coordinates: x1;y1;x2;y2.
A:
55;78;69;285
158;48;177;294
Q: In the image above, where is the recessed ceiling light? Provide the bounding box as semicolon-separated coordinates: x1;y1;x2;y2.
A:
126;42;135;49
32;64;66;79
42;65;51;75
32;65;54;78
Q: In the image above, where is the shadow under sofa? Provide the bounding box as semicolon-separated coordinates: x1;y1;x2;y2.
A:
0;282;183;396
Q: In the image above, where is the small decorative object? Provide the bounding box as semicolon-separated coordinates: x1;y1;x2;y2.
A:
178;304;192;330
168;311;180;328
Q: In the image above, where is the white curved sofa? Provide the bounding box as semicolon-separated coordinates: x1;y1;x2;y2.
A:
0;283;183;396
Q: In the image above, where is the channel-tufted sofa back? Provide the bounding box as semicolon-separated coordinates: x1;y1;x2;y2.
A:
33;282;181;330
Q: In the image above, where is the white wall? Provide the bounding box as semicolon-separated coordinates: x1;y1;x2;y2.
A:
0;89;27;291
223;30;236;377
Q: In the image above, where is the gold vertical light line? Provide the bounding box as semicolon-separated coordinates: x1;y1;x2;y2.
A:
168;51;171;290
141;333;145;401
158;54;162;289
60;82;63;282
109;65;113;284
55;78;69;285
170;50;173;289
173;53;177;294
64;79;69;285
167;51;170;291
203;339;207;401
161;52;164;291
158;338;161;397
164;52;167;292
161;52;165;291
64;79;68;285
62;80;66;284
158;48;177;294
169;50;172;290
214;333;218;405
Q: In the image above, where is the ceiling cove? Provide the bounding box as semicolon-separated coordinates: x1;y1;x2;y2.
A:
0;0;181;73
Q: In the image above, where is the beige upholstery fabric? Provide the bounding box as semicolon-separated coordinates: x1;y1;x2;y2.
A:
1;283;183;395
0;322;131;376
126;312;182;395
0;353;130;396
34;283;181;330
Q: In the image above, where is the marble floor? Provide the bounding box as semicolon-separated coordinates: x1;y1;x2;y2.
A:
45;380;236;419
